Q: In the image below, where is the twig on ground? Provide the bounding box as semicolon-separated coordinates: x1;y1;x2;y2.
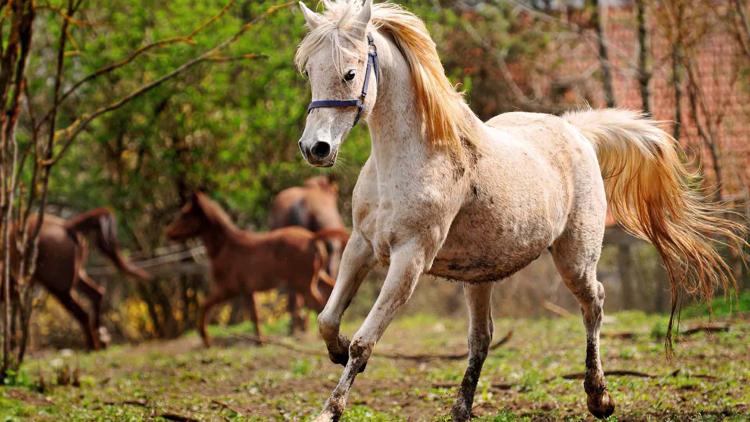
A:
103;398;148;407
223;330;513;362
681;322;730;336
601;331;637;339
557;369;657;380
432;367;717;390
160;413;199;422
225;334;327;357
542;301;572;318
375;330;513;361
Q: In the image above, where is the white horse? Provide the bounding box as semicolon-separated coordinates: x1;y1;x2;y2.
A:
295;1;745;420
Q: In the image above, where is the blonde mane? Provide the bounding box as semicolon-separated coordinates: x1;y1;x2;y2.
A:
296;1;480;151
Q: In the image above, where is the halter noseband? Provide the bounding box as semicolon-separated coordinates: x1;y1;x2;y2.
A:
306;34;379;128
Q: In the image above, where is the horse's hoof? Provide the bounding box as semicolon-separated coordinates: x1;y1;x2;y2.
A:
450;402;472;421
328;350;367;373
98;327;111;348
328;349;349;366
312;409;337;422
587;389;615;419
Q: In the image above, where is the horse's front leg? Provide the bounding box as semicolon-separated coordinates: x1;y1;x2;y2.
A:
317;231;375;366
315;239;426;421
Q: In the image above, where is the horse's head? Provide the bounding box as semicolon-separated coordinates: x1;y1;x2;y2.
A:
296;0;378;167
166;192;208;241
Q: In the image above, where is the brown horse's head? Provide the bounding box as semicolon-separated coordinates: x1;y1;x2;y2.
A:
304;174;339;197
166;192;208;241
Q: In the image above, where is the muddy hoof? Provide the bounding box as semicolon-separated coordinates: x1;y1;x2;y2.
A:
98;327;112;348
201;337;212;348
327;336;366;373
328;350;366;373
312;409;337;422
450;402;472;421
328;349;349;366
587;390;615;419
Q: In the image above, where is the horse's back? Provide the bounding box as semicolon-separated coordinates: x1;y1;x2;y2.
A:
269;186;343;231
269;187;307;229
429;112;604;282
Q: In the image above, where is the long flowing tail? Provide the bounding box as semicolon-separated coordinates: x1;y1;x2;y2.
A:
65;208;152;280
563;108;747;350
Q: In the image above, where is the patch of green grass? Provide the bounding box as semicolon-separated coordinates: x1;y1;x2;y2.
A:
682;289;750;318
340;404;400;421
1;309;748;420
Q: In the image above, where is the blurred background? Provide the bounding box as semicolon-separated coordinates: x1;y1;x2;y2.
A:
7;0;748;350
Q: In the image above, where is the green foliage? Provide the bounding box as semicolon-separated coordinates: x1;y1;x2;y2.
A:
42;0;341;236
33;0;558;244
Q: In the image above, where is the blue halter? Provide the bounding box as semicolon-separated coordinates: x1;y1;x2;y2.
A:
306;34;379;128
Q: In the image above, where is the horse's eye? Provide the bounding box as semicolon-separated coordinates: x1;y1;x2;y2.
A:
344;69;355;82
303;69;309;78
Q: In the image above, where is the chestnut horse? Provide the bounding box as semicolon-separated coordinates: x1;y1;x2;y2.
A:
166;192;348;347
8;208;150;350
269;175;347;280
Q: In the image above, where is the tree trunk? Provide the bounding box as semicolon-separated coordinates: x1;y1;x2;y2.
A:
635;0;652;115
589;0;616;107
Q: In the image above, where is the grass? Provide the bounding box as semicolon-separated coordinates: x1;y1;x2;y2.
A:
0;306;748;421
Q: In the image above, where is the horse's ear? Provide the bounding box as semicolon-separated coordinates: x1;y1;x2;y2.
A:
351;0;372;38
299;2;324;30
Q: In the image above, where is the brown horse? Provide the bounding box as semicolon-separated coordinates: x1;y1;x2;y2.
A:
7;208;150;350
166;192;348;347
269;175;347;280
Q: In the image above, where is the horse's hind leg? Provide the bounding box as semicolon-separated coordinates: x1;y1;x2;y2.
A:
287;290;306;335
451;283;493;421
50;289;99;350
551;231;615;419
243;292;262;341
199;288;232;347
77;271;106;344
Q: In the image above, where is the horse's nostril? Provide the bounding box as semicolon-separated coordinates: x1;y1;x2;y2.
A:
311;142;331;159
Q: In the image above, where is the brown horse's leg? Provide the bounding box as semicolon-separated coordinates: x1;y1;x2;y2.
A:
199;289;231;348
50;290;99;350
451;283;494;421
297;293;309;332
287;290;298;335
77;272;106;345
243;292;262;341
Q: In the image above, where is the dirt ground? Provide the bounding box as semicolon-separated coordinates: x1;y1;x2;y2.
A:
1;309;748;421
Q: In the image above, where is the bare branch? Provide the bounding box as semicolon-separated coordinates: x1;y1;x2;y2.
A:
34;0;238;133
48;1;292;166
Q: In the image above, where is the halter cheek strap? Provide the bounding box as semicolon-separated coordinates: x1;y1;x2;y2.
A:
306;33;379;128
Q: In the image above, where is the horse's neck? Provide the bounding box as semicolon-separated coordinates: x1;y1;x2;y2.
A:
366;35;428;179
199;218;237;257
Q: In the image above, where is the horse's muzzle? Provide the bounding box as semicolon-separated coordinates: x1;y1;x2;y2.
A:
300;139;337;167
